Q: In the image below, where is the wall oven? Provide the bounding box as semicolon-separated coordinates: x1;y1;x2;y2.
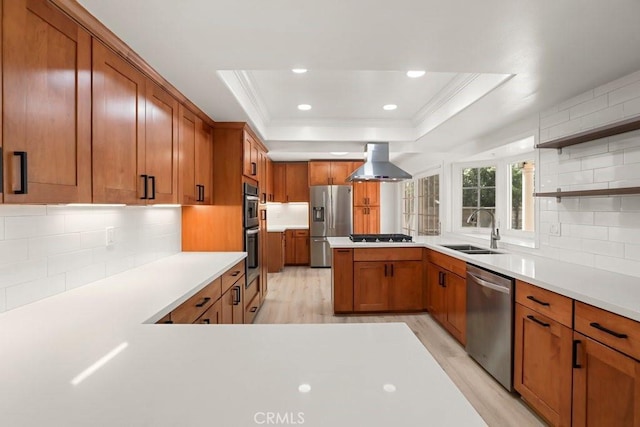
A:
244;226;259;286
244;183;259;228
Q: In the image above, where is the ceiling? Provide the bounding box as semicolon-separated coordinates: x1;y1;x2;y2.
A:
78;0;640;167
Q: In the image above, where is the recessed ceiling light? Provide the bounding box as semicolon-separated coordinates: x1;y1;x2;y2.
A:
298;384;311;393
406;70;426;78
298;104;312;111
330;152;348;156
292;68;307;74
383;104;397;111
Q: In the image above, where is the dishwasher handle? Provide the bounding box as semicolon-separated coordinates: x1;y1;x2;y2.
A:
468;272;511;295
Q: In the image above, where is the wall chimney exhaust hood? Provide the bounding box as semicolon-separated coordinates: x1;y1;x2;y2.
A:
347;142;412;182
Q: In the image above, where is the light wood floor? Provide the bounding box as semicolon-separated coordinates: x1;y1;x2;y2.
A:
254;267;546;427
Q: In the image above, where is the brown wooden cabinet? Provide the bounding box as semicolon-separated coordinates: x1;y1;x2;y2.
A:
92;39;147;204
3;0;92;204
243;132;260;179
353;181;380;206
178;106;212;205
272;162;309;202
427;252;467;345
353;206;380;234
220;284;244;324
308;161;355;185
351;248;423;313
268;232;285;273
284;229;310;265
332;248;354;313
259;208;269;301
195;299;222;324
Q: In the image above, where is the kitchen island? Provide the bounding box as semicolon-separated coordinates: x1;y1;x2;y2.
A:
0;252;485;427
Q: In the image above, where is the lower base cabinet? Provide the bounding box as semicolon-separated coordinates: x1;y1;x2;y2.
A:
514;303;573;427
221;283;244;324
426;257;466;345
195;299;222;324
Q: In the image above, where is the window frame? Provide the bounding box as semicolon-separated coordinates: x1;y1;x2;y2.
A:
400;169;442;237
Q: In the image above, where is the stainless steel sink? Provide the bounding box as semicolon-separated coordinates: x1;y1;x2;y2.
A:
440;244;504;255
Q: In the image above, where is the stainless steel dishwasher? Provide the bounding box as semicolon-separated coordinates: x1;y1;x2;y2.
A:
466;264;515;391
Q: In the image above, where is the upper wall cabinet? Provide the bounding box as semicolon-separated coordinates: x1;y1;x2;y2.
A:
244;132;260;179
92;40;146;205
309;161;356;186
2;0;92;203
178;106;212;205
145;80;179;204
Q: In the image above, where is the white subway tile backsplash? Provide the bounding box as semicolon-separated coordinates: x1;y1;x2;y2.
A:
569;95;608;120
594;163;640;182
624;147;640;164
556;90;594;112
621;196;640;212
0;206;181;313
595;254;640;278
609;179;640;189
549;235;583;251
567;139;610;158
563;224;609;240
609;80;640;106
5;215;65;240
539;210;559;223
579;197;621;212
540;109;570;129
540;105;559;119
48;249;93;276
0;239;28;267
624;99;640;118
608;130;640;151
626;244;640;261
0;259;47;289
594;70;640;97
557;159;583;174
581;239;624;258
559;210;594;225
595;212;640;228
547;119;583;140
581;152;624;170
5;274;66;310
579;104;625;130
609;227;640;243
66;263;106;290
558;170;594;186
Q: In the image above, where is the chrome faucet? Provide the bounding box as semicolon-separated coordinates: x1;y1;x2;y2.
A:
466;208;501;249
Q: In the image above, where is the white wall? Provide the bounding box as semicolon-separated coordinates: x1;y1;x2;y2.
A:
266;203;309;228
0;205;181;313
536;70;640;277
380;182;400;233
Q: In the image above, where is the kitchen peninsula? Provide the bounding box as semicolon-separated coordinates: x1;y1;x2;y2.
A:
0;252;485;427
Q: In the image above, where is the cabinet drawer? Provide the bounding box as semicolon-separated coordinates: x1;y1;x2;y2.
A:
575;301;640;360
516;280;573;328
156;313;173;324
222;260;245;293
428;250;466;278
354;248;423;262
245;293;260;324
171;278;222;324
293;229;309;237
194;299;221;325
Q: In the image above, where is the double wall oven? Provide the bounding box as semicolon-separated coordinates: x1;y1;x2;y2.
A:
243;183;260;287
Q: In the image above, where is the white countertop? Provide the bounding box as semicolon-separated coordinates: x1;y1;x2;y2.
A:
0;252;485;427
267;225;309;232
328;236;640;323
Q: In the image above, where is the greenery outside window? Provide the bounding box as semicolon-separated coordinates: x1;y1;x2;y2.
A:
401;180;415;235
462;166;496;228
418;175;440;235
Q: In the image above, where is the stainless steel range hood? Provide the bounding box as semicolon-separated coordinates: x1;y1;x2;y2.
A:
347;142;412;182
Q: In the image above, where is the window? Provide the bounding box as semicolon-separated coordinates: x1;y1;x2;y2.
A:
418;175;440;235
401;180;415;235
461;166;496;228
510;161;535;232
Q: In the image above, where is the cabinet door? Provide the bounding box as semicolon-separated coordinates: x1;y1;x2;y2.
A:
220;287;234;324
273;163;287;202
266;158;274;201
354;262;389;312
366;206;380;234
145;80;179;204
389;261;423;311
92;40;146;204
573;332;640;427
353;207;367;234
294;236;310;265
284;230;296;265
366;182;380;206
352;182;368;206
233;284;245;324
195;299;222;324
514;304;572;427
267;232;284;273
243;133;258;178
331;162;355;185
195;118;213;204
444;271;467;345
332;249;354;313
285;163;309;202
309;161;331;185
178;105;198;204
3;0;92;203
426;263;446;325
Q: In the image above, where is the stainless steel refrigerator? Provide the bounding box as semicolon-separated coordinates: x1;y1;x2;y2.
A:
310;185;352;267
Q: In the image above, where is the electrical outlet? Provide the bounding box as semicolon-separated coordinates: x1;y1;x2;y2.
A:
105;226;115;246
549;223;561;236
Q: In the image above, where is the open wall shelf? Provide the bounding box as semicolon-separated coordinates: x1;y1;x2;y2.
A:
536;116;640;150
534;187;640;202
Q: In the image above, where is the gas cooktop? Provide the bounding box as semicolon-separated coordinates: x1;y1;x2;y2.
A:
349;234;413;243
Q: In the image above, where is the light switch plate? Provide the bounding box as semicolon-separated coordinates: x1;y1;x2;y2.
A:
549;223;561;236
105;226;115;246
